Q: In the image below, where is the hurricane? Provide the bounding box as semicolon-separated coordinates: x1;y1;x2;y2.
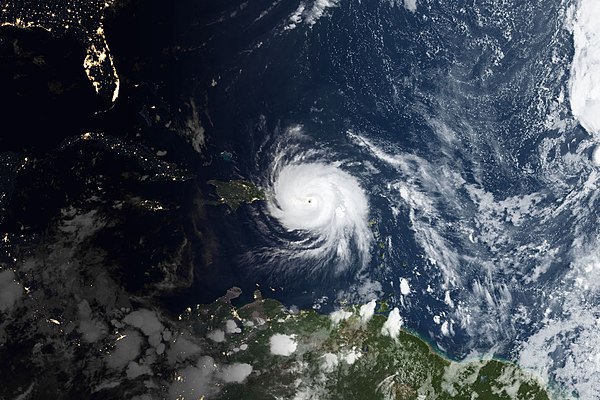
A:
251;129;373;276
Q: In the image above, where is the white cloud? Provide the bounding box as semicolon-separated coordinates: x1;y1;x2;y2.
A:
305;0;339;26
270;334;297;356
169;356;216;400
343;348;361;365
0;270;22;312
403;0;417;12
123;309;163;337
569;0;600;136
593;145;600;166
126;361;152;379
225;320;241;334
207;329;225;343
321;353;338;372
218;363;253;383
106;330;143;370
399;278;411;295
76;299;107;343
359;299;377;324
79;319;108;343
285;0;339;30
381;308;403;339
329;309;352;324
166;336;202;365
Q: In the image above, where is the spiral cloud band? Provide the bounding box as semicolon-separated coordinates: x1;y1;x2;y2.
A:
267;162;372;274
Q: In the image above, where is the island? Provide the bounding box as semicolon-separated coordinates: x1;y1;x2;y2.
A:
207;179;266;211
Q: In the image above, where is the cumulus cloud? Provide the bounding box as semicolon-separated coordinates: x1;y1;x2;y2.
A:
123;309;163;336
399;278;411;295
218;363;253;383
359;300;377;324
207;329;225;343
381;308;403;339
106;330;143;370
166;336;202;365
570;0;600;138
270;334;297;356
329;309;353;324
0;270;22;312
403;0;417;13
321;353;338;372
169;356;216;400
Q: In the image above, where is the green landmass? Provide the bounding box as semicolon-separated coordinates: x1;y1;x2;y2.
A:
181;289;549;400
207;179;266;211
